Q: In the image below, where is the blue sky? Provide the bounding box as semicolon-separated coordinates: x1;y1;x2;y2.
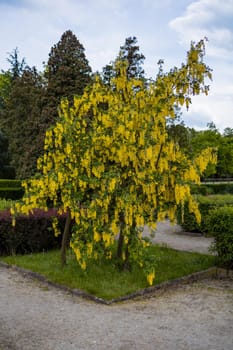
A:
0;0;232;131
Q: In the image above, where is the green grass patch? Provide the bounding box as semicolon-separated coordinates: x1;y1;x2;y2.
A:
0;246;216;300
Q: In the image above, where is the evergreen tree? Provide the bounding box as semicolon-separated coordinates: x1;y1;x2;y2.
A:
119;36;145;79
7;47;26;80
42;30;92;124
102;36;145;84
0;130;15;178
0;71;12;111
2;66;44;179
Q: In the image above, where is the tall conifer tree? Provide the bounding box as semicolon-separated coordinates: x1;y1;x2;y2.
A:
42;30;92;124
102;36;145;84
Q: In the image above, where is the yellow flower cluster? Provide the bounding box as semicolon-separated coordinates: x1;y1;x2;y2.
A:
147;271;155;286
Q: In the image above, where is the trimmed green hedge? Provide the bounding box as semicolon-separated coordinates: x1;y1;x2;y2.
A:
208;207;233;270
0;188;24;200
176;195;233;234
0;209;67;256
0;180;22;188
0;179;24;200
192;183;233;195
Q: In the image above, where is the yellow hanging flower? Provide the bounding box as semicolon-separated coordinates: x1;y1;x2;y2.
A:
147;271;155;286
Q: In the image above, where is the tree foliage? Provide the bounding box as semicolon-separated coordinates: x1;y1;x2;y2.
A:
12;39;216;285
42;30;92;124
0;71;12;110
217;134;233;178
0;130;15;178
102;36;145;85
7;47;26;80
1;66;44;179
188;122;233;178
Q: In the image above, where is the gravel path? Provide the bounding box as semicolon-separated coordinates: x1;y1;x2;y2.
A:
1;221;232;350
144;220;214;254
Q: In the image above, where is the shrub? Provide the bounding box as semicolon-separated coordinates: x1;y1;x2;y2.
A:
0;199;14;211
176;195;233;234
208;207;233;270
0;208;66;256
0;180;22;188
0;188;24;200
0;179;24;200
192;183;233;195
191;184;214;196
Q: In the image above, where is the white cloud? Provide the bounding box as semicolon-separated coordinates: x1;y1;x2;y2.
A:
169;0;233;59
169;0;233;131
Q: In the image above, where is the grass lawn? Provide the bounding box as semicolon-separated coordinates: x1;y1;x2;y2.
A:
0;198;14;210
0;245;216;300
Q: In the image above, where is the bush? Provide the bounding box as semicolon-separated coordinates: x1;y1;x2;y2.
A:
208;207;233;270
0;199;14;211
0;188;24;200
0;180;22;188
176;195;233;234
192;183;233;195
0;208;67;256
0;179;24;200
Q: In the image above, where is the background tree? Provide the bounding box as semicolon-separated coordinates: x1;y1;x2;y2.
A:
0;71;12;111
119;36;145;79
1;66;44;178
216;132;233;178
0;130;15;178
7;48;26;80
102;36;145;84
0;32;93;179
13;40;216;286
0;48;26;131
188;122;221;178
42;30;92;125
223;127;233;138
166;105;194;152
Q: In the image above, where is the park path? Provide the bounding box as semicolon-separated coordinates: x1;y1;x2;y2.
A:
143;220;214;254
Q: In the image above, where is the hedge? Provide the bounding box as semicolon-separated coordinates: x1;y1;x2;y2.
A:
176;194;233;234
192;183;233;195
0;179;24;200
0;188;24;200
0;208;67;256
0;179;22;188
208;207;233;270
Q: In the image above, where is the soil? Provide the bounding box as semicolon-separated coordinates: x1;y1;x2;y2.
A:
0;221;232;350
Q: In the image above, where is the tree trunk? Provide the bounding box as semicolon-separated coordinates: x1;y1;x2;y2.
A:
117;212;125;260
124;222;135;271
61;207;71;267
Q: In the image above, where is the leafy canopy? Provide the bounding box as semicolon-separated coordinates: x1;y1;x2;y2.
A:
12;39;216;285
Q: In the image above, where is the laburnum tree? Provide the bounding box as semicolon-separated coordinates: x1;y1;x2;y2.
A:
12;39;216;286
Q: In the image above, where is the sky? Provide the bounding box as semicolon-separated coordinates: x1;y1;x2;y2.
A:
0;0;232;132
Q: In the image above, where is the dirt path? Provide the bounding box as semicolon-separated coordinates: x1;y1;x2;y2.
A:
1;267;233;350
